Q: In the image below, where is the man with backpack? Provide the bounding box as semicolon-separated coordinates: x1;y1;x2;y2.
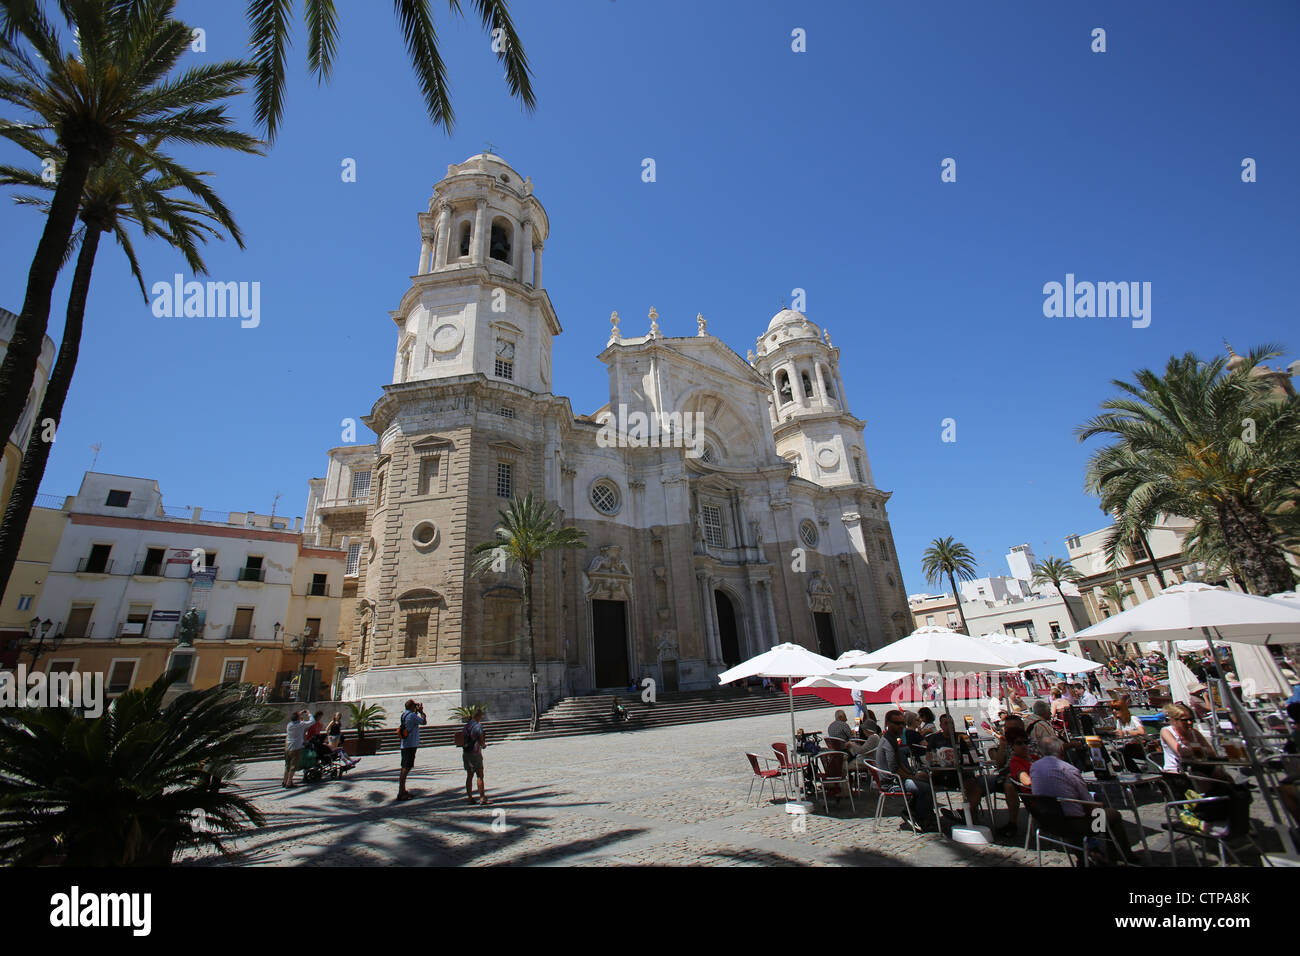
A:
462;706;488;806
397;699;426;801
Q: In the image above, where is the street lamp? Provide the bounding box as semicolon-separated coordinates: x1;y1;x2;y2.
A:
275;622;317;702
23;617;57;668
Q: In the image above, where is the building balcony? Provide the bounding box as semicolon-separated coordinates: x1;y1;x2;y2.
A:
73;557;119;575
315;495;370;513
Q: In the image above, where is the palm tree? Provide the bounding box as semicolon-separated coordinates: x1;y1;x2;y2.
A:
0;135;256;602
1098;580;1133;618
0;0;257;481
0;674;276;865
470;493;586;731
242;0;535;140
920;536;977;634
1078;347;1300;596
1031;556;1083;630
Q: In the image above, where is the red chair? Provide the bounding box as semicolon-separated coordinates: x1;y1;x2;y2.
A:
864;761;917;832
771;742;807;795
811;751;855;814
745;752;788;806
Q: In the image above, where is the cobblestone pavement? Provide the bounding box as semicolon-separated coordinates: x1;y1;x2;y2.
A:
183;707;1277;867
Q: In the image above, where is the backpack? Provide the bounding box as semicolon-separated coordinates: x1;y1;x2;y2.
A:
398;712;412;741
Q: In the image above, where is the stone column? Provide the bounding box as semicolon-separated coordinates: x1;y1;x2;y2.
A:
813;362;830;405
417;233;433;275
520;219;534;285
762;581;780;648
471;199;487;265
698;572;719;663
747;578;767;655
792;363;810;407
433;202;451;269
532;241;544;287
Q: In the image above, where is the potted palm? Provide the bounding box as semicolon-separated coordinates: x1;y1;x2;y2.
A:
343;702;386;757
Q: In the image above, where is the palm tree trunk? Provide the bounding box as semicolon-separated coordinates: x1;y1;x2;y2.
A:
1138;529;1166;589
1054;585;1078;632
1220;497;1295;595
0;224;101;604
947;570;969;634
524;558;538;732
0;149;93;466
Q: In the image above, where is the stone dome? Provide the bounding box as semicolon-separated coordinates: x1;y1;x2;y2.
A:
765;308;821;340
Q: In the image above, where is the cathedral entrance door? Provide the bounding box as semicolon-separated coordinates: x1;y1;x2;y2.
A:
715;590;741;668
592;599;630;688
813;612;837;659
661;658;679;693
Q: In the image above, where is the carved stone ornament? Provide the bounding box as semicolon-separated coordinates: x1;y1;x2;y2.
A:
584;544;633;601
807;569;834;614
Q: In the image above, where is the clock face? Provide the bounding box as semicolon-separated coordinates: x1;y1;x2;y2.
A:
430;323;463;352
496;339;516;359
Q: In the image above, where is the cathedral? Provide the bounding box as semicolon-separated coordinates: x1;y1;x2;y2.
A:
306;153;912;718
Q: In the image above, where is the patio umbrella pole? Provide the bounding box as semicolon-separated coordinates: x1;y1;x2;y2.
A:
940;663;981;839
1204;627;1298;860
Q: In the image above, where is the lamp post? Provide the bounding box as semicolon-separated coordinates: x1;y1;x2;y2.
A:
24;617;57;669
275;622;316;703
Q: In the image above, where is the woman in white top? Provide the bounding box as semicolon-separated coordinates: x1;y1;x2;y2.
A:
1160;702;1252;834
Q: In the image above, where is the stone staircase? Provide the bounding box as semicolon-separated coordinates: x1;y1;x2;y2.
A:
505;688;829;741
243;689;830;759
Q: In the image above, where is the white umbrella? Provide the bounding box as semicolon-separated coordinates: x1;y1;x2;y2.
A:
717;642;838;799
1229;643;1290;699
1164;648;1199;706
1073;582;1300;859
793;669;898;693
1040;650;1103;674
838;626;1022;843
974;633;1058;668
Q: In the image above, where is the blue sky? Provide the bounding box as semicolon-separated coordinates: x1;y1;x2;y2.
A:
1;0;1297;590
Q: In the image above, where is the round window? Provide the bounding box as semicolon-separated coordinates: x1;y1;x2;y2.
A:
800;521;819;548
411;521;439;549
590;480;620;515
699;444;716;464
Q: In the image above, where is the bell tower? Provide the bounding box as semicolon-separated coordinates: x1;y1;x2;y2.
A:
754;309;873;488
393;153;561;395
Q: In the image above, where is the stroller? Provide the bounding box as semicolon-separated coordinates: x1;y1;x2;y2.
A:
301;736;353;783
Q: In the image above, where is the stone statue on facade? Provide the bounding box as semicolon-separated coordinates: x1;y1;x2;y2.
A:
176;607;200;647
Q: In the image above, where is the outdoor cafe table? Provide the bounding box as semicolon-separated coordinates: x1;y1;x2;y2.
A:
1083;769;1166;863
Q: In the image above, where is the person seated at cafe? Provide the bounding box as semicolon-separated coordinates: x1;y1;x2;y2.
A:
1024;701;1060;756
1104;695;1149;770
827;710;854;744
1050;688;1071;721
916;707;937;736
1078;683;1100;707
924;713;985;816
1030;736;1139;864
1187;683;1213;720
861;709;881;734
877;709;935;832
902;711;928;754
1160;702;1252;836
846;720;881;768
1006;730;1036;791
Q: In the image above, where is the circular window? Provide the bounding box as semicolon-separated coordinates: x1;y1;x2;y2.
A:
800;521;819;548
699;444;716;464
590;480;620;515
411;521;439;550
367;537;377;562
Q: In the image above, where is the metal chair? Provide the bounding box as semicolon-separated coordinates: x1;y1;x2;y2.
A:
745;752;788;806
1162;795;1254;866
811;751;855;814
864;760;917;832
1020;794;1092;867
771;742;807;797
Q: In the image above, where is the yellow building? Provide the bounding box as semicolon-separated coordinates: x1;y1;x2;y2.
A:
0;505;67;668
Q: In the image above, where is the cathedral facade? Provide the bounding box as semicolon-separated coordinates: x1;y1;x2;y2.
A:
306;154;912;718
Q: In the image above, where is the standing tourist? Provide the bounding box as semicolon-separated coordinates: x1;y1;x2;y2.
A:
283;711;306;788
397;699;426;801
462;706;489;806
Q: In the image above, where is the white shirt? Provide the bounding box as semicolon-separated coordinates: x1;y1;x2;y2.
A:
286;720;307;751
1080;691;1099;706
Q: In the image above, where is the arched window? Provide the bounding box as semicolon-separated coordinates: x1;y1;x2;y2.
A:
490;217;513;263
820;365;836;399
801;370;814;399
777;371;793;405
458;221;472;257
